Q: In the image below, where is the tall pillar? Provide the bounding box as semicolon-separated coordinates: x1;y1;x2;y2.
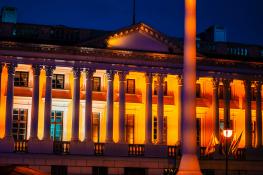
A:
4;63;16;139
43;66;55;140
145;73;153;144
84;69;94;142
212;78;220;138
106;70;115;143
0;64;3;110
244;80;252;148
223;79;231;129
157;74;165;144
177;0;201;173
255;81;262;148
71;67;81;142
30;65;41;140
118;71;127;143
177;75;183;144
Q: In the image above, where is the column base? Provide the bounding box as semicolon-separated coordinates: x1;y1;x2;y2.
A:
0;136;14;153
70;141;94;155
104;143;128;156
177;154;202;175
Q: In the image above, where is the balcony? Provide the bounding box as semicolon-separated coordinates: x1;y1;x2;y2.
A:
94;143;104;156
128;144;145;156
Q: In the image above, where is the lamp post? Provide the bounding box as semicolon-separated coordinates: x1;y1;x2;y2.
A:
223;129;233;175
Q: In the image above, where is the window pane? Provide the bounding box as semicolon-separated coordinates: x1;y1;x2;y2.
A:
14;71;29;87
92;113;100;143
126;79;135;94
12;108;28;140
52;74;64;89
93;77;101;91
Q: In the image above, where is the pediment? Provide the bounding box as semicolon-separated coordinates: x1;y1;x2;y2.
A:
106;23;176;53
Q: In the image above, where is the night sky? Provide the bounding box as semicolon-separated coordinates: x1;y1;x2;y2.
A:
0;0;262;45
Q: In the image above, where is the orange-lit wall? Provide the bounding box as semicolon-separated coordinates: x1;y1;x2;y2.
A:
1;64;263;148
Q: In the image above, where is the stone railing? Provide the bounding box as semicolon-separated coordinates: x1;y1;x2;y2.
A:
14;140;28;153
94;143;104;156
53;141;70;154
128;144;145;156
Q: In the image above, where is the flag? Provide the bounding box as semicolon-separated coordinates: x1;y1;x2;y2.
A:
228;132;237;155
204;133;219;155
229;131;243;156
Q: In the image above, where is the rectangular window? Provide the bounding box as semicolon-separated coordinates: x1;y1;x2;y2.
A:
196;118;201;146
51;111;63;141
126;79;135;94
14;71;29;87
251;87;256;101
12;108;28;140
51;165;67;175
52;74;64;89
125;114;135;144
196;83;201;98
252;121;256;147
92;77;101;91
92;167;108;175
153;81;167;96
92;113;100;143
153;116;167;143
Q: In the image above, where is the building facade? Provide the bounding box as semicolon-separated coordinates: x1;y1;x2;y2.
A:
0;21;263;175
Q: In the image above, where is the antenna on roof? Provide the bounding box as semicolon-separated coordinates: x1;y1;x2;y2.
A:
132;0;136;25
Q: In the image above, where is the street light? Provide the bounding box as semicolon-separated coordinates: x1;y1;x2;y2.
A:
223;129;233;175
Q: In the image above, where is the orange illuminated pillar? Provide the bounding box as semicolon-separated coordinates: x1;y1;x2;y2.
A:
212;78;220;138
256;81;262;148
177;0;202;174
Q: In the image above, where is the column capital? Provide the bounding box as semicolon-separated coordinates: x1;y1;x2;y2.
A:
45;66;55;77
177;75;183;86
118;71;128;82
156;73;166;83
145;73;153;84
32;65;42;76
212;78;219;88
255;81;262;91
6;63;17;75
106;70;115;81
72;67;82;78
84;68;95;79
243;80;252;88
0;63;4;73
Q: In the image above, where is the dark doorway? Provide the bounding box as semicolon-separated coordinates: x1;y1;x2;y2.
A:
124;168;146;175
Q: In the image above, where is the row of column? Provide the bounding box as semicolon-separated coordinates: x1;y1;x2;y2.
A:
2;64;167;144
212;78;262;148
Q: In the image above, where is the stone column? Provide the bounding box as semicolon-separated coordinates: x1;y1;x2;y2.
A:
43;66;55;140
30;65;41;140
106;70;115;143
118;71;127;143
4;63;16;139
157;74;165;144
212;78;220;138
223;79;231;129
177;75;183;144
255;81;262;148
244;80;252;148
0;64;3;110
71;67;81;142
84;69;94;142
145;73;153;144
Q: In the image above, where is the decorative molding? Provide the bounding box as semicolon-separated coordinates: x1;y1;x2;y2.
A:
45;65;55;77
6;63;17;75
72;67;81;78
145;73;152;84
32;65;42;76
106;70;115;81
118;71;128;82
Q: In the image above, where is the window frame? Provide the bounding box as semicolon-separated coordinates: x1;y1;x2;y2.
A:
92;76;101;92
14;71;29;87
126;79;135;94
52;74;65;89
12;108;28;141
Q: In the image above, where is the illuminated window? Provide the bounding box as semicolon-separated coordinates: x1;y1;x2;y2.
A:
251;87;256;101
153;81;167;95
52;74;64;89
125;114;135;144
196;83;201;98
92;167;108;175
196;118;201;146
14;71;29;87
12;108;28;140
92;113;100;143
51;111;63;141
153;116;167;143
92;77;101;91
126;79;135;94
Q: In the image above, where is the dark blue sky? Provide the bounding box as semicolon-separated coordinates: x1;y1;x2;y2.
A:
1;0;262;45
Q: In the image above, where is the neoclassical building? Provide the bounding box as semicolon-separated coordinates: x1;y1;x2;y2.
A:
0;21;263;175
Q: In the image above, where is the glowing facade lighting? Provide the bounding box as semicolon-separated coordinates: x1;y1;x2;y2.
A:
223;129;233;138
